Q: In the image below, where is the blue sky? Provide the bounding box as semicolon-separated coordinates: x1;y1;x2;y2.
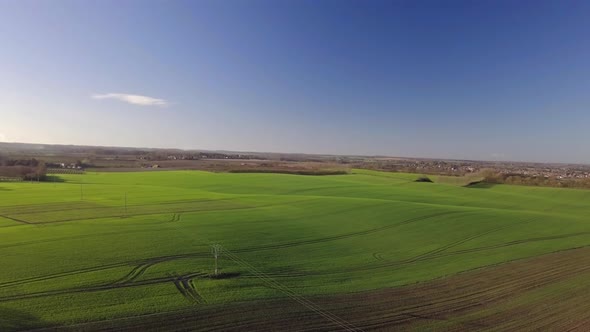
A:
1;0;589;163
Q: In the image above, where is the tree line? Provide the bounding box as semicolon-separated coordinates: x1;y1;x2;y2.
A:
0;156;47;181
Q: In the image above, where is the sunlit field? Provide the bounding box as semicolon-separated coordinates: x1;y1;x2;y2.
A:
2;170;590;330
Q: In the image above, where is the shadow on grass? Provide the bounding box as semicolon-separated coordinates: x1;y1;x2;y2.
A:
45;175;66;183
207;272;241;280
464;181;496;189
0;307;47;331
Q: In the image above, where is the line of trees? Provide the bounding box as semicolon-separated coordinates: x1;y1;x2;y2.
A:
0;157;47;181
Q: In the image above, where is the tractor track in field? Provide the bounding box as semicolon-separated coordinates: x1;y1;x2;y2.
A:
0;197;240;224
110;254;201;286
4;197;316;224
283;184;365;195
0;211;461;290
280;249;590;330
385;257;590;324
327;205;569;277
372;215;540;265
0;254;207;290
3;208;574;293
254;213;576;279
0;213;184;252
11;205;246;225
0;194;316;218
0;213;184;249
0;275;173;302
437;230;590;258
0;271;208;303
4;223;584;291
335;232;590;277
0;198;237;216
0;213;33;225
0;201;104;215
110;261;162;285
231;211;463;254
0;257;198;290
3;207;578;291
365;204;585;272
407;219;534;259
30;247;590;331
173;275;207;304
222;249;363;331
0;226;176;251
0;262;130;289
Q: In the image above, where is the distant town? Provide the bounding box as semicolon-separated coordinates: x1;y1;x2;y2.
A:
357;158;590;180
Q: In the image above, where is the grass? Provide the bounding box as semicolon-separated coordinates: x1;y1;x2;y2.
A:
1;169;590;329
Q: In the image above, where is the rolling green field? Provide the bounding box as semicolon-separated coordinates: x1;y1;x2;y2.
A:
1;169;590;331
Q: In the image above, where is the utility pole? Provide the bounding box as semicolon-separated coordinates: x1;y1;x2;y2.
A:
211;244;222;276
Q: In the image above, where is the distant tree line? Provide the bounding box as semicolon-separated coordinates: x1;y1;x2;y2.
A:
0;156;47;181
228;169;348;176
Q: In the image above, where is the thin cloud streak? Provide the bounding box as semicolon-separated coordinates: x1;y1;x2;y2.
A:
92;93;169;107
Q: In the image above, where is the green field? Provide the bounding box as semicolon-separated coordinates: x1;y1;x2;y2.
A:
1;169;590;330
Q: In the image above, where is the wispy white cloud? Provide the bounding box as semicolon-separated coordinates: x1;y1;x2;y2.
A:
0;133;5;142
92;93;169;107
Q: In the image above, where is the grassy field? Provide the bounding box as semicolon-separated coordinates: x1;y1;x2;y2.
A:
1;169;590;331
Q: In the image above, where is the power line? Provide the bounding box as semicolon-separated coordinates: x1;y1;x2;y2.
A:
222;247;363;332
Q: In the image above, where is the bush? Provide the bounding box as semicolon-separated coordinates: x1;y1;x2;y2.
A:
415;176;433;183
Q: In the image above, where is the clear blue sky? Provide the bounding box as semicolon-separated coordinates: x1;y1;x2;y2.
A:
1;0;589;163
